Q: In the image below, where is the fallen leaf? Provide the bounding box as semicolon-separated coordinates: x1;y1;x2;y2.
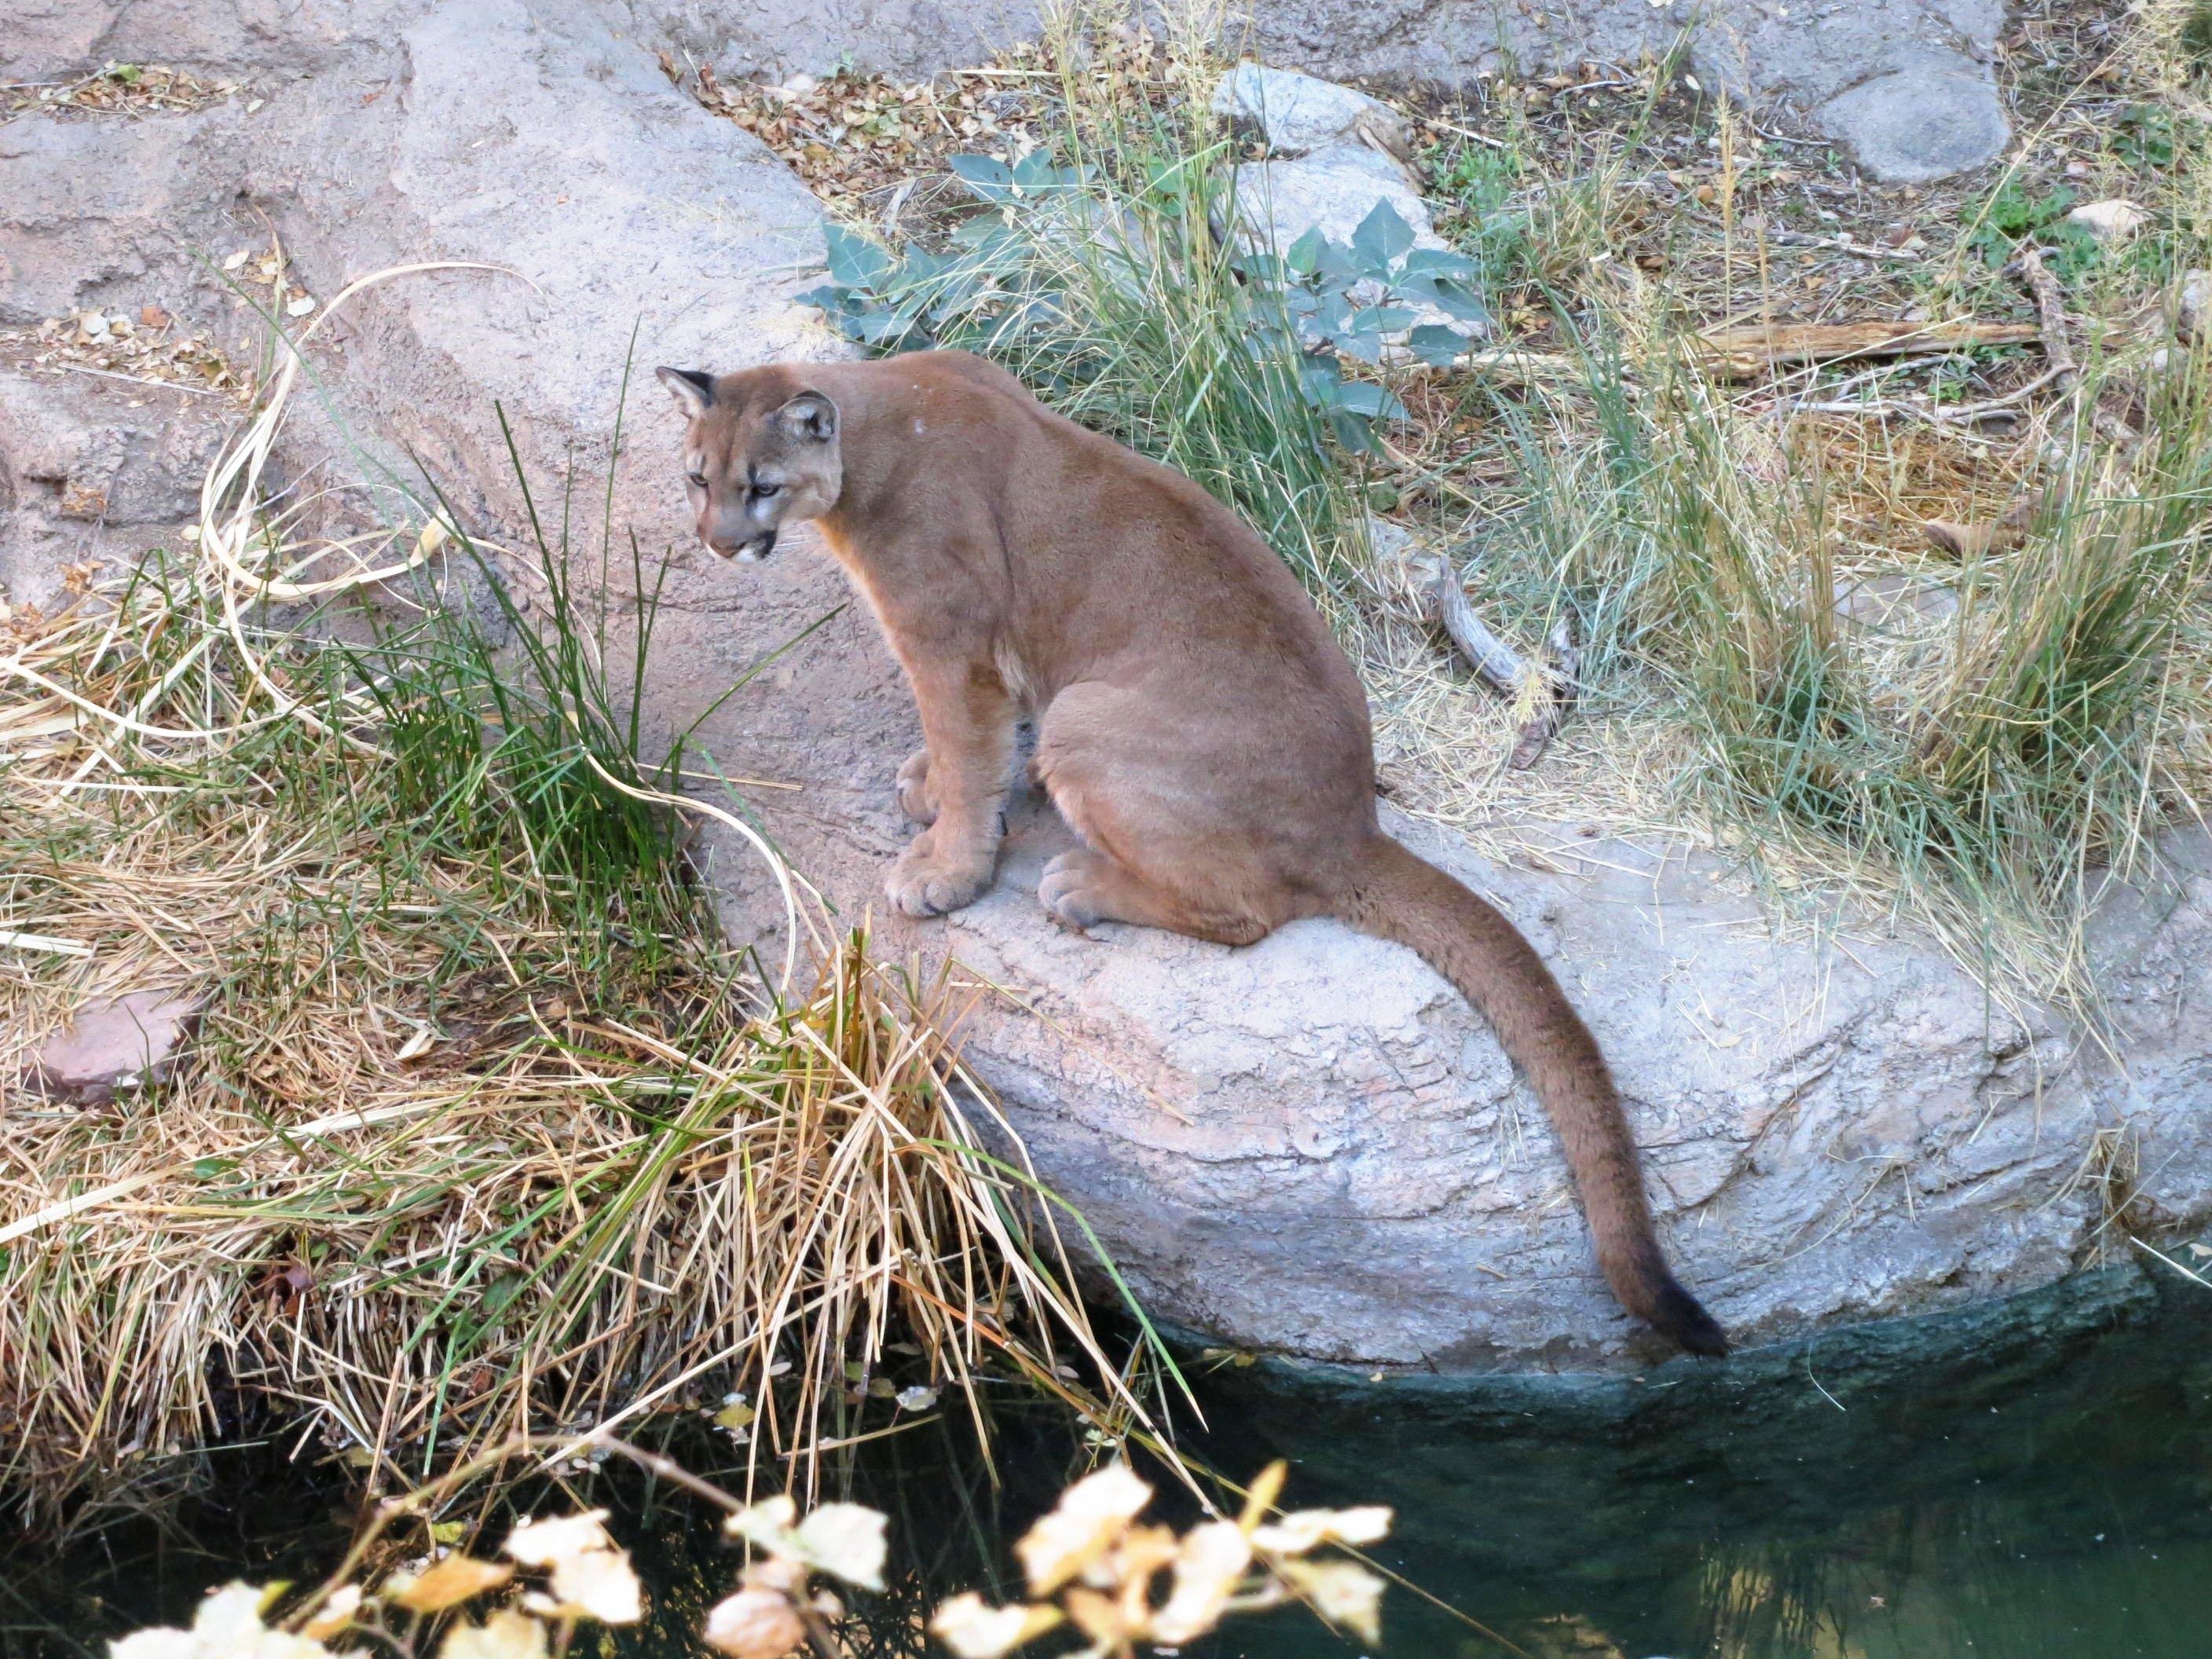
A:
286;292;317;317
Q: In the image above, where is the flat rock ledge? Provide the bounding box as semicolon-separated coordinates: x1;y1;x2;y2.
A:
9;1;2195;1377
765;804;2209;1371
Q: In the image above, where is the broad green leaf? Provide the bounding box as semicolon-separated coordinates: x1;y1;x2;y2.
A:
1350;199;1415;270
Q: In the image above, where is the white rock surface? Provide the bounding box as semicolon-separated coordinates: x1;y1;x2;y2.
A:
27;990;202;1103
1231;144;1445;262
2067;199;2150;243
1209;62;1408;157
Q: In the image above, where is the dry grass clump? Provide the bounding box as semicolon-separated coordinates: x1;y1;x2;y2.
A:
0;61;235;125
0;303;1174;1529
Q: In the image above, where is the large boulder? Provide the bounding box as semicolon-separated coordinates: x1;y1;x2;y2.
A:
7;1;2200;1376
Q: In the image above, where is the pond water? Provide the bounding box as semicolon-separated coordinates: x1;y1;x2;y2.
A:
8;1266;2209;1659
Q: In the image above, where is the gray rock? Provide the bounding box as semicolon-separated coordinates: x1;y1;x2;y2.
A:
1814;62;2012;184
1232;142;1443;258
27;990;202;1103
0;367;229;613
2174;269;2211;343
1209;62;1407;157
807;802;2206;1368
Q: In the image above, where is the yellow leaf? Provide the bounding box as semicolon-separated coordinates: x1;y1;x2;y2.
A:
1150;1522;1252;1643
701;1587;807;1658
1279;1558;1387;1644
714;1401;757;1430
439;1608;549;1659
928;1593;1064;1659
1015;1463;1152;1596
1251;1505;1393;1555
299;1584;361;1641
1236;1460;1288;1530
391;1555;513;1612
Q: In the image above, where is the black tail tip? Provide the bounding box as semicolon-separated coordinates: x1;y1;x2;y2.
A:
1650;1278;1730;1357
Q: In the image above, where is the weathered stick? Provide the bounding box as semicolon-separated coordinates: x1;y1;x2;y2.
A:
1695;318;2040;377
1426;561;1579;770
1428;560;1526;692
2010;246;2077;392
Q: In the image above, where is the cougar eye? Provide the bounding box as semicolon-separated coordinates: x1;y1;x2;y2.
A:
752;482;781;500
685;468;707;488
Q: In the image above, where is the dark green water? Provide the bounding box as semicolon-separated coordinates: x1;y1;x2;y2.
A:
9;1266;2210;1659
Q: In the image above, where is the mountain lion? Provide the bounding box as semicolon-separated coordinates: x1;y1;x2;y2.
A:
657;350;1727;1356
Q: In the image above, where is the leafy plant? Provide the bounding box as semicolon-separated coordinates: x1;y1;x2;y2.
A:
1967;178;2100;278
804;163;1485;456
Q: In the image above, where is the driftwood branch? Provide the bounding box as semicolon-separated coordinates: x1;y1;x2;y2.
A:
1424;561;1577;770
1427;559;1525;692
1506;619;1580;771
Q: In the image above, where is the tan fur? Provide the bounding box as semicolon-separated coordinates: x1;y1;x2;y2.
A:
657;352;1727;1355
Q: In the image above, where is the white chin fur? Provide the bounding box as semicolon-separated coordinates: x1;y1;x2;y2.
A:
735;547;763;564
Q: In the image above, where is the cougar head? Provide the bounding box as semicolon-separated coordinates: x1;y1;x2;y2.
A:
656;367;842;562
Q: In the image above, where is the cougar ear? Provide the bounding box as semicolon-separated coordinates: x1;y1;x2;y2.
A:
774;389;839;443
656;366;716;417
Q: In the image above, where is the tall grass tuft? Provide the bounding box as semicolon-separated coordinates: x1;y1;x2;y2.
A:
1454;236;2212;999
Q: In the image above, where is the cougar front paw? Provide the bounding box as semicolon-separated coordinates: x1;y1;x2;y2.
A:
885;831;993;917
895;748;938;825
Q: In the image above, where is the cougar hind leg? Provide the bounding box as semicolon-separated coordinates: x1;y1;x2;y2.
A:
1032;683;1299;947
1037;846;1271;945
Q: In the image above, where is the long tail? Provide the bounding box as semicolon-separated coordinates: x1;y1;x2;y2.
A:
1340;836;1727;1356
